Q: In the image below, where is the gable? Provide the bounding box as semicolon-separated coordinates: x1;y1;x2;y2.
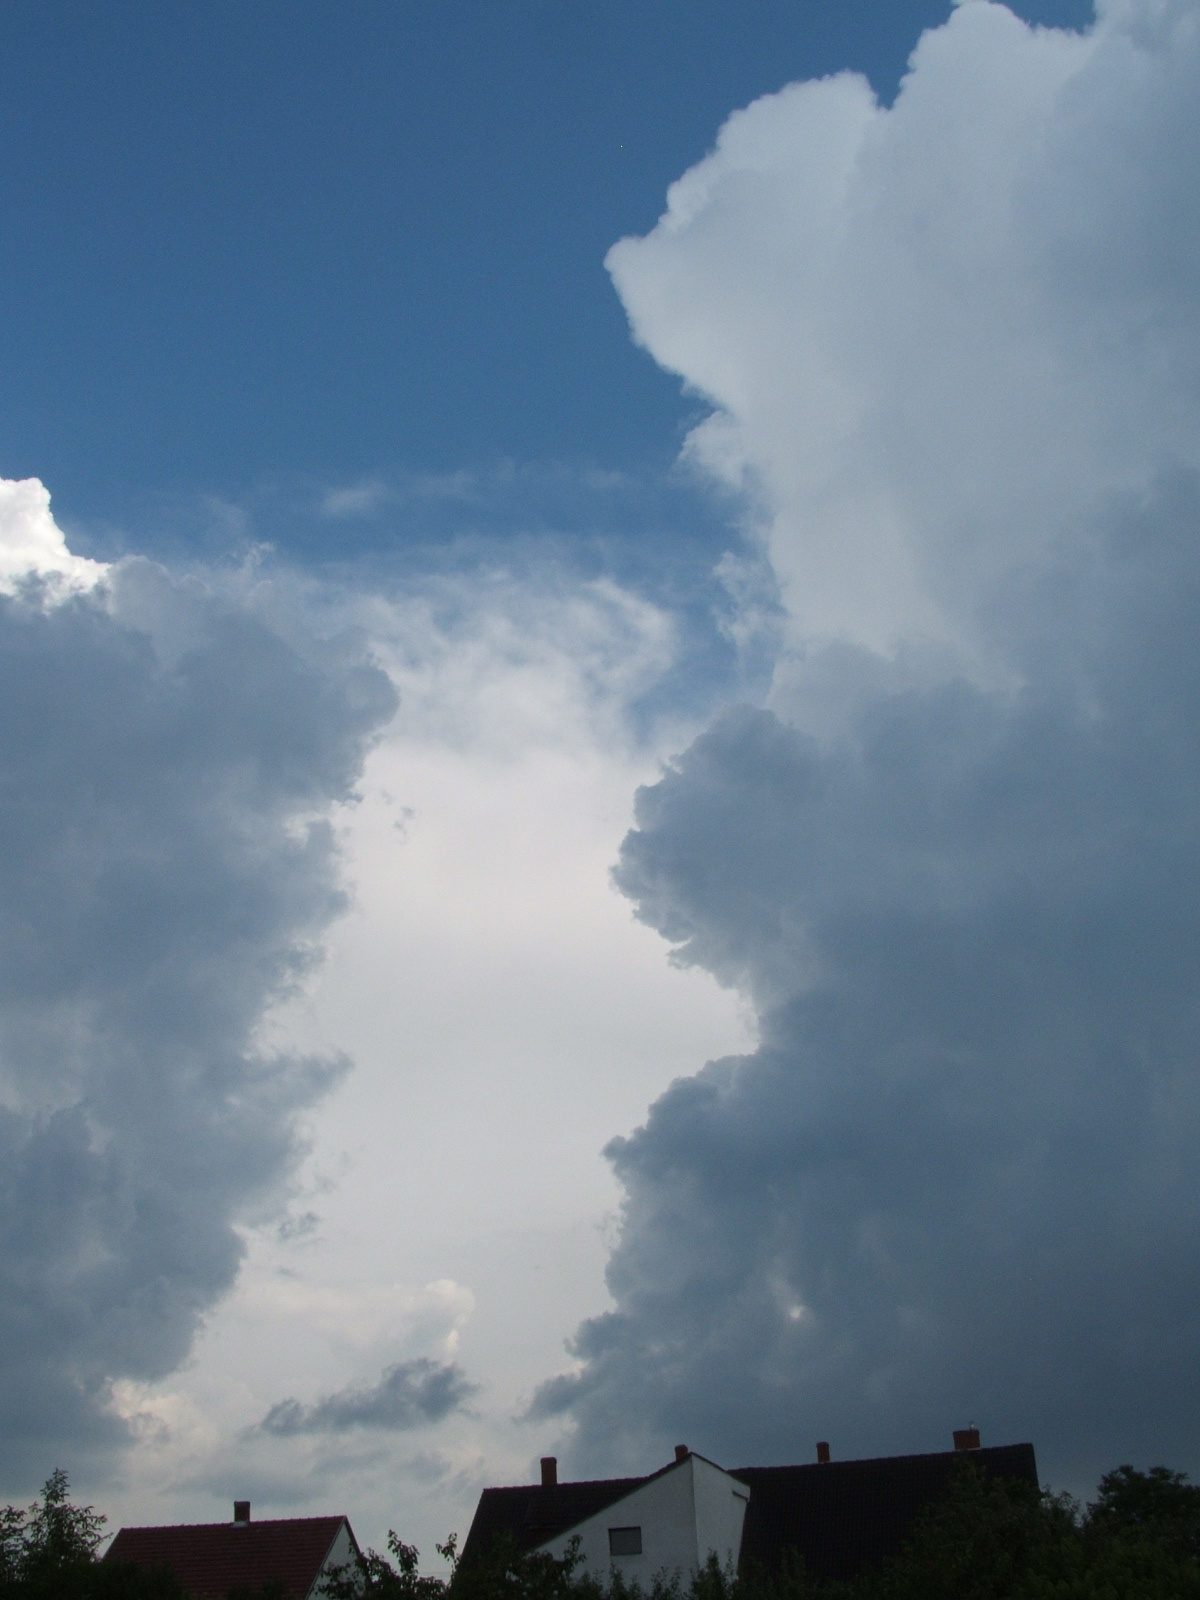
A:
535;1454;749;1583
533;1460;697;1575
460;1477;649;1564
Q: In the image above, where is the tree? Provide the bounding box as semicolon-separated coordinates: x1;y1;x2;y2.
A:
0;1470;105;1599
1085;1463;1200;1553
1064;1464;1200;1599
319;1530;459;1599
0;1474;183;1600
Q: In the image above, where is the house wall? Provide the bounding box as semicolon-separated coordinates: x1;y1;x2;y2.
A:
310;1520;358;1597
692;1455;749;1573
537;1456;748;1587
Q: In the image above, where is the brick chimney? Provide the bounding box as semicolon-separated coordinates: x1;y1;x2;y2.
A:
674;1444;689;1464
540;1457;557;1488
953;1428;981;1452
816;1442;831;1464
233;1502;250;1524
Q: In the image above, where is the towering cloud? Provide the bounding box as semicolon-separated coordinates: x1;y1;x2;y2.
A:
0;482;396;1484
536;1;1200;1485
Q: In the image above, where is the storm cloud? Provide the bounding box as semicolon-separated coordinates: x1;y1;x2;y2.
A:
0;490;396;1485
259;1359;475;1436
537;1;1200;1485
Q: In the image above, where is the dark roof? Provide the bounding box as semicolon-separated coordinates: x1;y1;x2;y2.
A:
461;1477;650;1565
105;1515;354;1599
732;1443;1039;1582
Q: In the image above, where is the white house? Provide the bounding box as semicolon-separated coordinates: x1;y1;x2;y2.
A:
535;1447;748;1585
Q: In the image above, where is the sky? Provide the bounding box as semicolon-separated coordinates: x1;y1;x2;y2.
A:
3;0;1199;1572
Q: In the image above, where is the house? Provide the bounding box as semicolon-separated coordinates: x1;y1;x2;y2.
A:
104;1501;360;1599
461;1432;1039;1585
461;1448;748;1588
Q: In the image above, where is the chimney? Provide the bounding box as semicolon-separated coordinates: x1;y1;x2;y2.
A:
540;1457;557;1489
233;1502;250;1524
674;1445;689;1464
816;1442;831;1464
953;1428;981;1452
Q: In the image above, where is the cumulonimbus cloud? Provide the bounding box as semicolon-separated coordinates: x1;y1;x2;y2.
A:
536;0;1200;1487
0;481;397;1485
259;1359;475;1436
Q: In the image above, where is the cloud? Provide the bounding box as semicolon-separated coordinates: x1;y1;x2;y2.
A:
0;477;107;595
537;0;1200;1486
259;1359;475;1436
0;481;396;1486
608;0;1200;666
46;518;750;1554
321;481;389;520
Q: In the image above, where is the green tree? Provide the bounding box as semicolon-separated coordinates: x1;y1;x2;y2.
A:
447;1532;595;1600
736;1549;846;1600
320;1530;460;1599
0;1473;184;1600
1053;1464;1200;1600
1085;1464;1200;1554
0;1470;105;1599
845;1461;1075;1600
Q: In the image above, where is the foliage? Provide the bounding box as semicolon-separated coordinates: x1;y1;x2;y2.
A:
451;1533;596;1600
817;1460;1200;1600
0;1473;184;1600
320;1529;595;1600
844;1462;1070;1600
320;1531;462;1599
1085;1463;1200;1553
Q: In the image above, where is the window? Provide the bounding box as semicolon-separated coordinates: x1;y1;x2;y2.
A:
608;1527;642;1558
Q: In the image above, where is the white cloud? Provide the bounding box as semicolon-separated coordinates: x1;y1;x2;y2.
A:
608;0;1200;674
0;477;107;595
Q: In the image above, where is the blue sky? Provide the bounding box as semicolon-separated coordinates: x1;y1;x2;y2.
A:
6;0;1200;1570
2;0;1088;541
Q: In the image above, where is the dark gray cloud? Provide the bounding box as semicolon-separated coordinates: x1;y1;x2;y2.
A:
535;471;1200;1487
259;1359;475;1437
532;0;1200;1492
0;558;396;1487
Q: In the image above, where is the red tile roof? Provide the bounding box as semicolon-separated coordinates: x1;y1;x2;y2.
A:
105;1515;355;1599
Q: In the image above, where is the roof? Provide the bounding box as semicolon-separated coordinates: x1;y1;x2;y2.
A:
461;1476;651;1565
732;1443;1039;1582
104;1515;354;1599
